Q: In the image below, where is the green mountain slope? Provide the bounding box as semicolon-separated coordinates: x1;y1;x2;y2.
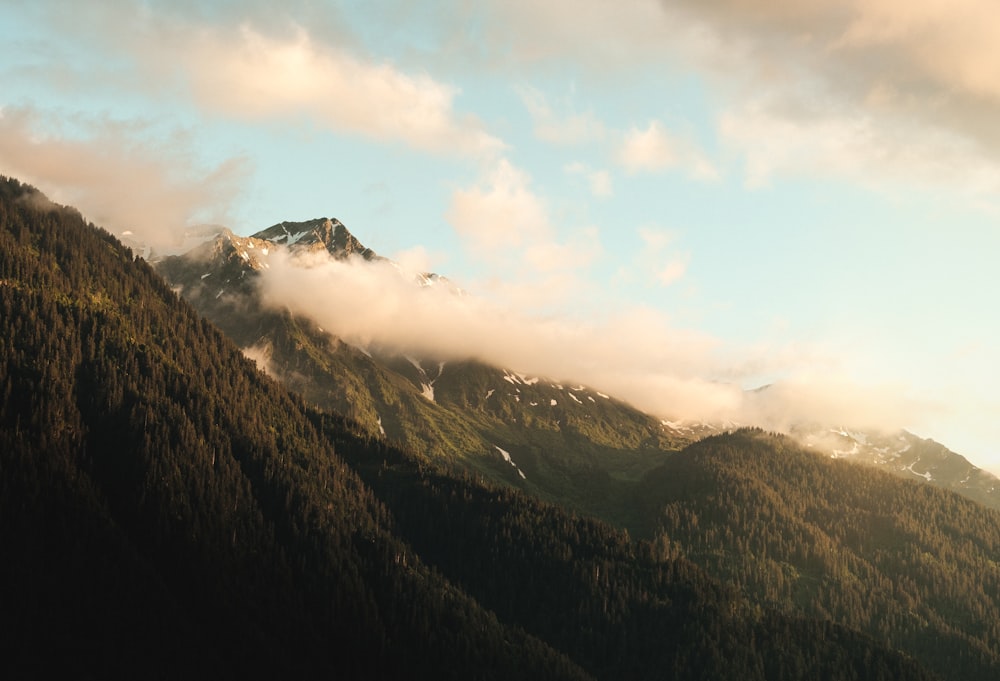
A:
0;178;947;680
637;428;1000;680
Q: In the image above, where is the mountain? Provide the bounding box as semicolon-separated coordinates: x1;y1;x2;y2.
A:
156;217;999;517
0;179;587;680
156;220;710;524
148;209;1000;677
635;428;1000;681
5;176;957;679
793;425;1000;509
253;217;382;260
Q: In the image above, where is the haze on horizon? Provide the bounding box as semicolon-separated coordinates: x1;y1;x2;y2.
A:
1;0;999;474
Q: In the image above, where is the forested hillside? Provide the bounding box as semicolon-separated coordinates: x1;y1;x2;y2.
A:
0;177;587;680
637;429;1000;680
0;177;950;679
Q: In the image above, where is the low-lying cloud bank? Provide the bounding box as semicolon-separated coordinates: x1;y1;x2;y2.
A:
257;246;928;434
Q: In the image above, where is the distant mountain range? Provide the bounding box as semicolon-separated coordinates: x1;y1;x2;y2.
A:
794;424;1000;508
156;216;1000;516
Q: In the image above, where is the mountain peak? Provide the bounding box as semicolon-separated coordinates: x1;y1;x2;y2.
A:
251;217;380;261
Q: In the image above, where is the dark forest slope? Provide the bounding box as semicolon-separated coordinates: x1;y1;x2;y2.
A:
0;178;587;681
638;429;1000;680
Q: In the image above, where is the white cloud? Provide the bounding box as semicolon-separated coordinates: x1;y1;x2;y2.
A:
0;106;248;251
517;86;606;145
446;158;602;307
256;246;742;420
741;375;930;435
719;97;1000;193
636;227;689;287
469;0;1000;199
617;120;719;180
588;169;614;198
255;245;927;433
467;0;684;70
447;159;550;255
832;0;1000;102
618;121;675;172
662;0;1000;195
180;24;503;157
391;245;436;275
565;162;613;198
655;259;687;287
12;3;503;159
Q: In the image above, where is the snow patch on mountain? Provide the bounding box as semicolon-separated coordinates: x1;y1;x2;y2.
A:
407;355;440;402
662;419;692;432
904;459;933;481
789;425;1000;510
494;445;527;479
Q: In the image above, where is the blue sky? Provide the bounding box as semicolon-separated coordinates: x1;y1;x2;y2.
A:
2;0;999;473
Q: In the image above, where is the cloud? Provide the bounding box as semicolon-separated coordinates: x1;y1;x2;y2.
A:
462;0;686;70
446;158;602;308
447;159;549;254
587;169;614;198
0;106;248;252
718;90;1000;194
741;376;926;435
662;0;1000;195
179;24;503;157
634;227;689;287
565;162;613;198
391;245;437;275
254;244;926;433
13;3;502;158
617;121;719;180
256;246;740;418
467;0;1000;200
242;342;278;378
517;86;606;145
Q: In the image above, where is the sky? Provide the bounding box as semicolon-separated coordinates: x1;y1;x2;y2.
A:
2;0;999;473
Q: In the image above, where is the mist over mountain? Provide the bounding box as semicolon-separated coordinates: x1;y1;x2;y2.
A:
162;215;914;429
157;214;1000;512
8;175;984;679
